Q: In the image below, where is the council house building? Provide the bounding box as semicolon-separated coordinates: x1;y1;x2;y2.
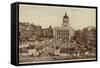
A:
53;12;75;47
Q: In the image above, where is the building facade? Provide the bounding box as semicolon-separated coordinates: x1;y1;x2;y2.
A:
41;25;53;38
82;26;96;47
53;12;74;42
19;22;42;43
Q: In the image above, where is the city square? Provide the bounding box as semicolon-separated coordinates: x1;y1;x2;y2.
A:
19;12;96;64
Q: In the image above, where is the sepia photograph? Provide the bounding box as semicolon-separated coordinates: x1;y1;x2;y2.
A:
18;3;97;64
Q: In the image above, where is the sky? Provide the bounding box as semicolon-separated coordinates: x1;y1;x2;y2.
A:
19;4;96;30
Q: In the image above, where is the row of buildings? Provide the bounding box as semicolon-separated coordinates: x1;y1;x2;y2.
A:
19;12;96;50
19;22;53;44
19;12;75;42
74;26;96;47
